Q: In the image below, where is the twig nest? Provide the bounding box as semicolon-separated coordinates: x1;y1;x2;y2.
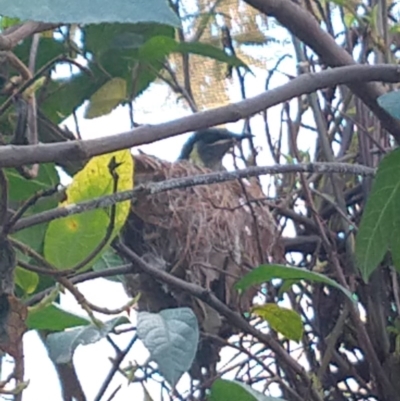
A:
122;153;282;374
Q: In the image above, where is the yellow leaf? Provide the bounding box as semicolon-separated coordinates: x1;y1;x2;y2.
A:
252;304;303;342
41;30;54;38
14;267;39;295
85;78;127;119
44;150;134;270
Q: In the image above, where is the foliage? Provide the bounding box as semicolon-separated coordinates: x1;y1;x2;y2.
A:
44;150;134;270
236;264;354;301
26;303;90;331
251;304;303;342
210;379;286;401
0;0;180;26
46;316;129;363
137;308;199;387
0;0;398;400
355;148;400;280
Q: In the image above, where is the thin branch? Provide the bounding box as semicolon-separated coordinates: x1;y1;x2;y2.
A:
25;264;134;307
0;64;398;168
243;0;400;143
3;186;59;235
12;162;375;233
114;242;324;401
94;335;138;401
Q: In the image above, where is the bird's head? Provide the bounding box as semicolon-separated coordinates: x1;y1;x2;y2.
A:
178;128;252;170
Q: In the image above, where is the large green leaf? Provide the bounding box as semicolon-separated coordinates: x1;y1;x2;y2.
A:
84;23;174;99
355;149;400;280
14;37;67;73
178;42;250;70
137;308;199;387
138;35;179;60
8;165;59;250
0;0;180;26
235;264;354;302
137;36;250;70
42;23;175;123
6;164;59;202
44;209;110;269
210;379;287;401
27;303;89;331
84;23;174;56
7;165;59;294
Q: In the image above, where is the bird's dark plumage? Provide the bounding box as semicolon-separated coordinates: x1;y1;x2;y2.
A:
178;128;252;170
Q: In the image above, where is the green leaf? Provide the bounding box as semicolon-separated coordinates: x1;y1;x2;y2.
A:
378;91;400;121
42;23;175;124
92;247;125;282
14;37;67;74
0;16;20;29
85;77;127;119
42;68;108;124
44;150;134;270
6;164;59;202
14;267;39;295
137;308;199;387
44;209;110;269
27;303;90;331
8;164;60;260
355;149;400;280
390;24;400;34
251;304;303;342
46;316;128;363
0;0;180;26
138;35;178;60
235;264;354;303
137;36;250;68
84;23;174;58
210;379;287;401
177;42;251;71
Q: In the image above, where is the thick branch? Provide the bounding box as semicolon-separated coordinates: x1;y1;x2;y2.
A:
243;0;400;142
12;162;375;233
0;22;59;50
0;64;398;168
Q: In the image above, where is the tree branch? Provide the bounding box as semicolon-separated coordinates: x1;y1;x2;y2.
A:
0;64;398;168
0;22;60;50
243;0;400;143
12;162;375;233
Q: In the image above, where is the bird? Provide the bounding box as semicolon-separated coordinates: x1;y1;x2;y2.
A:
178;128;252;170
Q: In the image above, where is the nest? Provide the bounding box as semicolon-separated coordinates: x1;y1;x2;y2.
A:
121;153;281;377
